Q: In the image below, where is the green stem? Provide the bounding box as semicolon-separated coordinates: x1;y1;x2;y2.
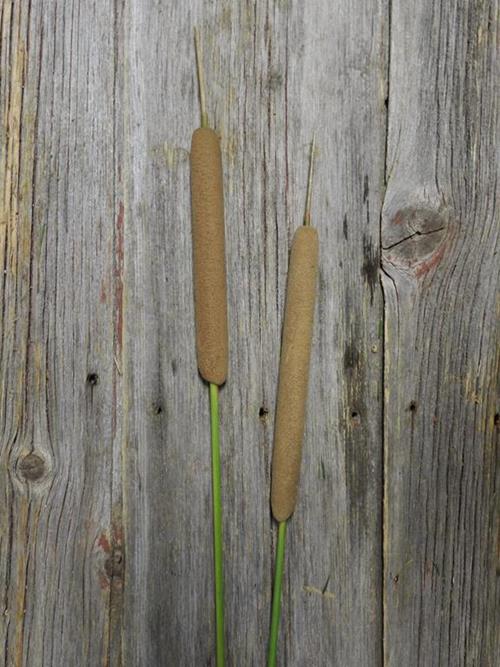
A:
209;383;225;666
268;521;287;667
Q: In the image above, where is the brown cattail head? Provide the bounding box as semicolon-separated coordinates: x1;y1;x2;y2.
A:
271;226;319;521
190;127;228;385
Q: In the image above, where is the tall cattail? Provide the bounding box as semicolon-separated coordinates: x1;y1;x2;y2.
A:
190;28;227;667
190;126;228;385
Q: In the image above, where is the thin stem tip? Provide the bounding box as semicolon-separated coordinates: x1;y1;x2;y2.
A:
194;27;208;128
304;135;316;226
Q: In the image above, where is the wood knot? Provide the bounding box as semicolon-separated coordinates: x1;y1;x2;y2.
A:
18;452;46;482
104;550;124;580
382;205;450;278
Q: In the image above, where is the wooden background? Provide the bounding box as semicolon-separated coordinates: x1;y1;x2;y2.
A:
0;1;498;665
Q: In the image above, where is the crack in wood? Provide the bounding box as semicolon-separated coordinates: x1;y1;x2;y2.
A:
382;226;446;251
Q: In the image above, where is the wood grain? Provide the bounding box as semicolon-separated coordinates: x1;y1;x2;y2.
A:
382;0;499;664
0;1;124;665
0;0;497;665
122;1;385;664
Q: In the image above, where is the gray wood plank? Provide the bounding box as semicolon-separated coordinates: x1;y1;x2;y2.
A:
382;1;500;664
123;1;385;665
0;1;123;664
5;1;497;665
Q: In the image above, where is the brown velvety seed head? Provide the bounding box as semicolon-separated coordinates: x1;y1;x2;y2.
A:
190;128;228;385
271;226;319;521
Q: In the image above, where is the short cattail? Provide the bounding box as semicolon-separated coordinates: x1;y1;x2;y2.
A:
271;210;318;522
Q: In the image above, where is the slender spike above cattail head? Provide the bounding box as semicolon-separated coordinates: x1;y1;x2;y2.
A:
194;27;208;128
303;135;316;226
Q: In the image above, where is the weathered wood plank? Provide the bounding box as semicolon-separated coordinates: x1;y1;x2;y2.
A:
123;1;385;664
286;2;387;664
382;0;499;664
0;1;123;664
2;1;497;665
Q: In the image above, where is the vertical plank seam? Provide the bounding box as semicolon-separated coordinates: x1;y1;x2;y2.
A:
107;0;126;665
283;11;292;667
381;0;393;664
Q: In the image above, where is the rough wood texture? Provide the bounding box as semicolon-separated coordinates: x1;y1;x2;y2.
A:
0;1;496;666
0;1;124;665
123;2;385;664
381;1;499;665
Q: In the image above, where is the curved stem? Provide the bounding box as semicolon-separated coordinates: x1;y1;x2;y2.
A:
209;382;225;666
268;521;287;667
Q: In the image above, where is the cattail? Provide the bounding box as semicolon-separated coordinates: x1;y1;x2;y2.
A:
268;138;318;667
190;29;227;667
271;225;318;521
190;127;228;385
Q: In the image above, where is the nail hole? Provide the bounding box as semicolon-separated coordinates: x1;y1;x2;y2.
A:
409;401;417;412
350;410;361;426
259;406;269;421
494;413;499;426
87;373;99;386
153;403;163;415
